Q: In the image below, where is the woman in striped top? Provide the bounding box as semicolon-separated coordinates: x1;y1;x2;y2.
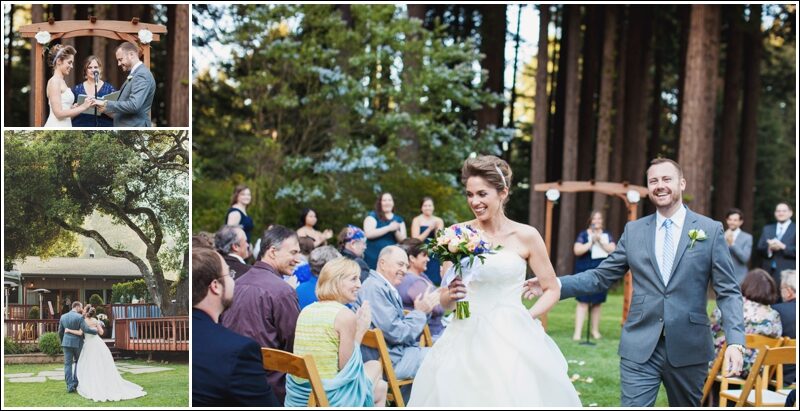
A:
287;258;388;406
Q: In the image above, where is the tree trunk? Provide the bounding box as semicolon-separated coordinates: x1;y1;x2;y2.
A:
30;4;44;126
648;11;664;161
91;5;108;74
737;5;762;232
556;5;582;275
622;6;653;189
593;6;618;213
674;5;691;156
678;5;721;216
608;6;628;238
576;5;602;230
713;5;744;221
5;4;13;124
529;5;550;233
338;4;354;28
476;5;506;133
60;5;77;86
167;5;190;127
398;4;427;163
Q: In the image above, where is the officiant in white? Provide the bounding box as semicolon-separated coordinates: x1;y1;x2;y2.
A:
95;41;156;127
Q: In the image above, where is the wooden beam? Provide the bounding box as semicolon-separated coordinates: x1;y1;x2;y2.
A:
20;20;167;37
60;29;160;42
34;41;44;127
534;180;648;197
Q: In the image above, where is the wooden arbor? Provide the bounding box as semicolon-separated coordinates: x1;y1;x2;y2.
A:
20;18;167;126
534;181;649;324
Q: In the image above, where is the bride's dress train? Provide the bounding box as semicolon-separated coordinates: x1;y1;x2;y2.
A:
408;249;581;406
44;88;74;127
76;332;146;402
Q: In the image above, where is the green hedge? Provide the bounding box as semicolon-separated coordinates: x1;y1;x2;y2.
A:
38;332;62;357
112;279;150;303
28;306;39;319
88;293;104;306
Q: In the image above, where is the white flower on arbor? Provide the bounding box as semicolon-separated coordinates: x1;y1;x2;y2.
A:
138;29;153;44
35;31;51;44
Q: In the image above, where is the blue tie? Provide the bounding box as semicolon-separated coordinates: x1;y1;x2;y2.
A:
661;219;674;285
776;224;784;240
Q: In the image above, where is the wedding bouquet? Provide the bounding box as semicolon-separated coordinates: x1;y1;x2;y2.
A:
423;224;500;319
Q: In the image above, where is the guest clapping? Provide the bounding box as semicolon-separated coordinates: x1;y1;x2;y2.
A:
297;207;333;247
397;238;446;340
364;193;406;269
338;225;370;282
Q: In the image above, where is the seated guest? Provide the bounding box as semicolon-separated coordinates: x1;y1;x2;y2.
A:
288;258;388;406
338;225;371;282
221;225;302;403
292;235;315;284
296;246;341;310
192;231;215;249
215;225;252;280
355;246;440;381
710;268;783;378
772;269;796;386
396;238;446;341
192;247;279;407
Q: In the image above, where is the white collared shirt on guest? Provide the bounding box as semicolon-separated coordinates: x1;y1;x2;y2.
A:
730;227;741;244
130;61;143;77
655;205;687;272
775;220;791;240
375;270;402;303
228;253;246;264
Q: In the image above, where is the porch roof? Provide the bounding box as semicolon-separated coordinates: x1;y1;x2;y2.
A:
15;257;142;278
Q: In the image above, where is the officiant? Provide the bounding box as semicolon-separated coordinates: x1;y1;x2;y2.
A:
71;55;117;127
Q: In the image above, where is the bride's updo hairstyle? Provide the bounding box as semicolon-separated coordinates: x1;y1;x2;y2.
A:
48;44;76;68
83;304;97;318
461;155;512;204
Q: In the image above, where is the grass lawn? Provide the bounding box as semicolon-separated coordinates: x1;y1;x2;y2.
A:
3;359;188;407
526;289;671;407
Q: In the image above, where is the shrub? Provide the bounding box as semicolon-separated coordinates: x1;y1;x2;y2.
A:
88;293;104;307
38;332;62;357
112;279;150;303
4;336;21;354
28;306;40;319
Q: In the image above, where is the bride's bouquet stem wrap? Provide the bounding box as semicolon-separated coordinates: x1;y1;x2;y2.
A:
423;224;501;319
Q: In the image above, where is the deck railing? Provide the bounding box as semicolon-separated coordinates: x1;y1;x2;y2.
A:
3;319;61;343
114;316;189;352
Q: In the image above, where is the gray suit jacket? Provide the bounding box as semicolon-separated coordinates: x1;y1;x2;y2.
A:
355;271;428;368
105;65;156;127
728;230;753;284
560;208;745;367
58;310;97;348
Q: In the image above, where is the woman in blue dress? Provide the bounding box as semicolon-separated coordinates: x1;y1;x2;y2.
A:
225;185;255;244
572;210;616;340
411;197;444;285
363;192;406;269
71;55;116;127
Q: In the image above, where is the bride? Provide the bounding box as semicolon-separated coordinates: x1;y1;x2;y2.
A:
408;155;581;406
63;305;146;402
44;44;94;127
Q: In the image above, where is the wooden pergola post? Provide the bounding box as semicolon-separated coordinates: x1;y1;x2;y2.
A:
534;181;649;327
20;18;167;127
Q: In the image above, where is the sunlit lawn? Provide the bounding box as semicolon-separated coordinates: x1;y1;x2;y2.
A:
3;359;188;407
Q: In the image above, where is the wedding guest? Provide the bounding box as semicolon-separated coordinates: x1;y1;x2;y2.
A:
192;247;279;407
710;268;782;378
338;225;370;282
44;44;95;127
355;246;439;383
757;202;796;291
220;225;302;403
571;211;616;341
772;269;796;386
297;208;333;248
288;258;388;406
226;185;255;244
725;208;753;284
292;236;315;284
410;197;445;285
397;238;445;340
71;55;116;127
214;225;251;280
364;193;407;269
296;246;341;310
192;232;215;249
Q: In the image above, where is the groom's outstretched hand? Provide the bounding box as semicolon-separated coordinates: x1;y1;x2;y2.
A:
523;278;543;299
722;345;744;377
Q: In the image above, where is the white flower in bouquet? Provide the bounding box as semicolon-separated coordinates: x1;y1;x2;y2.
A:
35;31;51;44
138;29;153;44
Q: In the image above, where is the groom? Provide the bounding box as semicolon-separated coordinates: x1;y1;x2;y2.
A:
96;41;156;127
58;301;98;393
525;158;745;407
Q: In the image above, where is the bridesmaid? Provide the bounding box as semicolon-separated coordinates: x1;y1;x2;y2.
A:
411;197;445;285
225;185;255;244
363;192;406;269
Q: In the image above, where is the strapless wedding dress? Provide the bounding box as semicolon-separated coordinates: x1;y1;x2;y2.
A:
44;88;74;127
408;249;581;406
76;333;146;402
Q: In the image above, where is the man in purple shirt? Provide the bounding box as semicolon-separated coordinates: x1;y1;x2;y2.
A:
221;225;302;403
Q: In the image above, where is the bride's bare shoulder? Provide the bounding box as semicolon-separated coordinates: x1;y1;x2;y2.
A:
510;220;543;240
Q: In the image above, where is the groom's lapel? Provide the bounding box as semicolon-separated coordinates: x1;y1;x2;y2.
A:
645;214;664;288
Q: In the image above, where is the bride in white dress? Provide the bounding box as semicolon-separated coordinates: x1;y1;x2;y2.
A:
44;44;94;127
408;155;581;407
63;305;147;402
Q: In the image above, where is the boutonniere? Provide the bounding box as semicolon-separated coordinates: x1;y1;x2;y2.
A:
688;229;708;249
127;75;133;81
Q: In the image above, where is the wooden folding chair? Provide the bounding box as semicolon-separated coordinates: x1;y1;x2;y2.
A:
261;348;329;407
362;328;412;407
719;346;797;407
769;338;797;394
701;342;727;405
714;334;784;406
403;309;433;347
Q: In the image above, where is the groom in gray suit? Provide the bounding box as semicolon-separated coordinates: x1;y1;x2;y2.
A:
526;158;745;407
58;301;98;392
97;41;156;127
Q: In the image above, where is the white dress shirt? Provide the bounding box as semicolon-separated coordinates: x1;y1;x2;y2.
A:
729;227;741;244
129;61;143;77
655;205;687;274
775;220;791;240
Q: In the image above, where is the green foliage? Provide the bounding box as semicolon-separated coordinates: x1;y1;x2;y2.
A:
28;306;40;319
88;294;104;307
38;332;62;357
112;279;150;303
4;337;21;354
